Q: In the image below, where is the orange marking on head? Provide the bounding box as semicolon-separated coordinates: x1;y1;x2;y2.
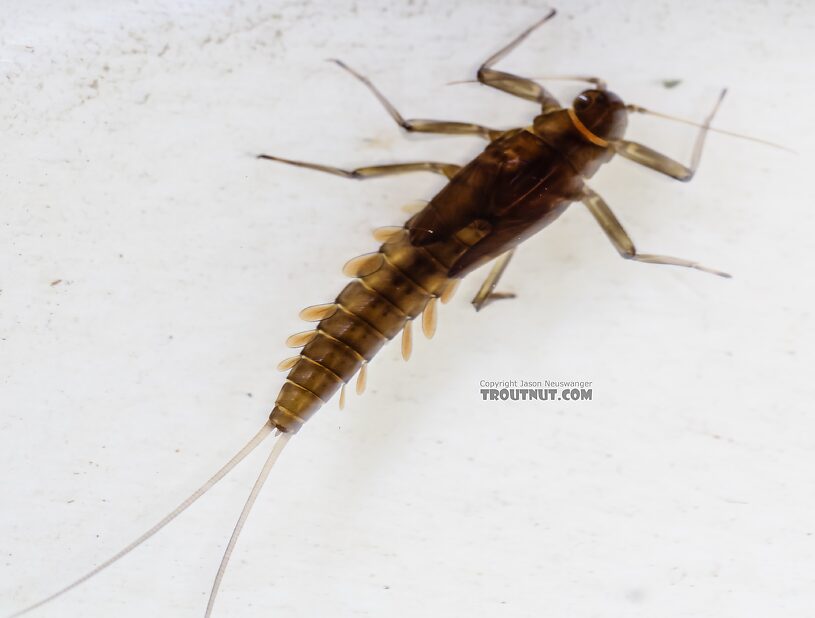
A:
567;108;609;148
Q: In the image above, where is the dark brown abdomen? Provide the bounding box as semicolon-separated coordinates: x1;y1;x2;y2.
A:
269;224;486;433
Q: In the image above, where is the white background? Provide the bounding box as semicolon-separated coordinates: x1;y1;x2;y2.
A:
2;1;813;617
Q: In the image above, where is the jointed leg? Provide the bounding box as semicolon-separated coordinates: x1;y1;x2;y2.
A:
615;90;727;182
477;10;560;112
582;187;730;278
330;59;502;141
257;154;461;180
471;250;517;311
476;10;605;115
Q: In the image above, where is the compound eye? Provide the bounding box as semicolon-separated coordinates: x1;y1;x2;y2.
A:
574;90;607;111
574;93;592;110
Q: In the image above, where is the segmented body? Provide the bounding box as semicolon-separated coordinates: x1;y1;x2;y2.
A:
4;9;747;618
270;114;610;434
270;222;485;432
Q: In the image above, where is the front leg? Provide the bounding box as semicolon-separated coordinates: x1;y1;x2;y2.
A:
329;59;502;141
614;90;726;182
476;10;561;112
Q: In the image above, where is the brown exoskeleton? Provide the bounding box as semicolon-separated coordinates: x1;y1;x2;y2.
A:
256;9;732;440
13;9;774;618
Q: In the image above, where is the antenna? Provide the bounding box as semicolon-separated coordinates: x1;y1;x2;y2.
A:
447;78;790;153
626;102;793;153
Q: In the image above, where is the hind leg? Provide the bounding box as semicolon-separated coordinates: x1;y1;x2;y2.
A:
471;250;517;312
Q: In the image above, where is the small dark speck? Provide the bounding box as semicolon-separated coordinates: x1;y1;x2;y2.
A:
67;499;74;504
383;585;390;590
168;335;174;340
662;79;682;89
247;392;253;398
118;253;124;258
50;279;62;286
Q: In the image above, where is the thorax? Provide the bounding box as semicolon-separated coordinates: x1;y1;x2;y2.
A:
530;109;615;179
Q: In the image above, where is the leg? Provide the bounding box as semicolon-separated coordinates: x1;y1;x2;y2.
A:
582;187;731;278
257;154;461;180
471;250;517;312
477;10;598;113
329;59;502;141
614;90;727;182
